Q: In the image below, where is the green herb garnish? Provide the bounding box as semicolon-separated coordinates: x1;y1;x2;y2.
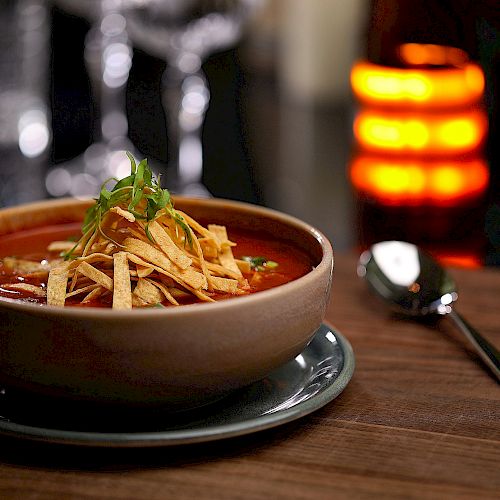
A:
63;152;191;260
242;256;278;272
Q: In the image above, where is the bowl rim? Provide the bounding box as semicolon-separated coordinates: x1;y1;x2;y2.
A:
0;197;334;319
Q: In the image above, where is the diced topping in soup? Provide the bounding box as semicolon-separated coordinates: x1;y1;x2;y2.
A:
0;154;313;308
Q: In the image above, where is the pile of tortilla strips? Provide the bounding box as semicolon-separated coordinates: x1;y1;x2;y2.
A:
44;206;253;308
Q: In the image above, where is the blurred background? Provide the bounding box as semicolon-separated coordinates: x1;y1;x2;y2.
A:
1;0;499;265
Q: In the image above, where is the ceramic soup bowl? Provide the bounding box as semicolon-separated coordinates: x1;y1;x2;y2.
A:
0;197;333;410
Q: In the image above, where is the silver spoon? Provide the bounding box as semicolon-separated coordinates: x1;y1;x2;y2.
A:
358;240;500;382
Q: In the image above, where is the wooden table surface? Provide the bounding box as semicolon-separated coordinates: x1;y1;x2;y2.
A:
0;253;499;499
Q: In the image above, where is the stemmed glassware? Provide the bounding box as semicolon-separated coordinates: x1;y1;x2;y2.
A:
46;0;138;198
123;0;261;196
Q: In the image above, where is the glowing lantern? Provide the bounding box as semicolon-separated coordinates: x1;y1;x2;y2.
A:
349;44;489;266
350;44;488;202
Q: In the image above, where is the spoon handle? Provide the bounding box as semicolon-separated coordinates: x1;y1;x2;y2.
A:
448;309;500;382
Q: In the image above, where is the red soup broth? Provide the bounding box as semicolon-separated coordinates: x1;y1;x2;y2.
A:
0;223;314;307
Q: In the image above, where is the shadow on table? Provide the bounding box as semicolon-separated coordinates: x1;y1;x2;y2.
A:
0;412;323;471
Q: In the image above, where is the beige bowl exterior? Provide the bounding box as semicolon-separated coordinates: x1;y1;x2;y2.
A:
0;197;333;410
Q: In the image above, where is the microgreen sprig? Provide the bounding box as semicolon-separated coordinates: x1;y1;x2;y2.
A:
63;152;190;259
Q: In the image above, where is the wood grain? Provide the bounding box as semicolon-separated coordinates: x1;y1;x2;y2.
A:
0;253;499;499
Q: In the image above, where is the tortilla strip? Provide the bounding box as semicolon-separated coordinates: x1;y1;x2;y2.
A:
148;220;192;269
67;255;103;292
126;253;213;302
81;286;105;303
186;228;214;292
210;276;239;294
235;259;252;274
67;271;83;294
113;252;132;309
126;227;151;243
158;276;175;287
67;254;113;292
154;219;213;290
47;241;76;253
89;236;116;254
189;257;241;281
70;253;114;267
208;225;242;278
199;239;218;259
124;238;206;290
66;276;92;289
88;241;107;253
135;264;154;278
175;211;221;250
168;287;191;300
133;277;164;305
2;257;51;274
77;262;113;291
66;283;101;299
2;283;46;297
146;278;179;306
47;264;70;306
124;238;171;270
207;224;236;247
132;295;148;307
110;206;135;222
181;282;215;303
126;252;196;294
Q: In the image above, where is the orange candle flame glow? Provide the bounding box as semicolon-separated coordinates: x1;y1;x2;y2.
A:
353;109;487;155
350;60;484;109
398;43;469;67
350;155;489;206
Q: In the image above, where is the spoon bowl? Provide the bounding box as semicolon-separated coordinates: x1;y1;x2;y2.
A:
358;241;500;381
